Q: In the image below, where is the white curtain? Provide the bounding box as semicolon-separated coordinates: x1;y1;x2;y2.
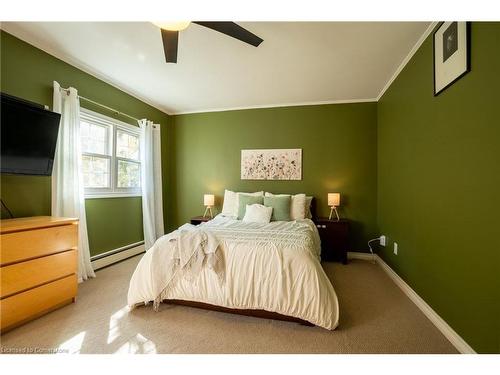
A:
139;119;164;250
52;81;95;282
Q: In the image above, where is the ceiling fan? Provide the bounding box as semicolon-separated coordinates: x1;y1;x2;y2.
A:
152;21;264;63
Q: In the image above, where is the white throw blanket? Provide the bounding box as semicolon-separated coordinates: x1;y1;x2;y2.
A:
128;224;223;310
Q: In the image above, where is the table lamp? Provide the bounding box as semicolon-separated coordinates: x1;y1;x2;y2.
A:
328;193;340;221
203;194;215;218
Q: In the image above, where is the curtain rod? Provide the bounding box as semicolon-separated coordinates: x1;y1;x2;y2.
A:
80;95;141;122
60;87;140;122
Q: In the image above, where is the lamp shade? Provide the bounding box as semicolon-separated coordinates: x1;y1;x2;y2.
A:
328;193;340;207
204;194;215;207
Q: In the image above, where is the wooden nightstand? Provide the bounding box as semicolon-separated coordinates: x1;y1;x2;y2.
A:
314;218;349;264
190;216;211;225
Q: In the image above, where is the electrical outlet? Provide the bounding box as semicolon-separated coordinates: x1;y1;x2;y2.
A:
380;235;386;246
394;242;398;255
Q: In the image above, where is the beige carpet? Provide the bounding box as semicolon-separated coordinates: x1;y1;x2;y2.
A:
0;256;457;354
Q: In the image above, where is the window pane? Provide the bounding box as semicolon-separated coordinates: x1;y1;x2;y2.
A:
81;121;110;155
82;155;110;188
117;160;141;188
116;130;139;160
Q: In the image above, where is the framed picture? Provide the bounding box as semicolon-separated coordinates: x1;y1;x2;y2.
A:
433;22;471;96
241;149;302;180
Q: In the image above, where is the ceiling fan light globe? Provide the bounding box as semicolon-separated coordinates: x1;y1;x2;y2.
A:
152;21;191;31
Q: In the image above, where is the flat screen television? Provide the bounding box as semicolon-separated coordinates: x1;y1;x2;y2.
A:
1;93;61;176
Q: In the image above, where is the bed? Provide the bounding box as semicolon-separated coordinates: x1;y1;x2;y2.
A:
127;214;339;330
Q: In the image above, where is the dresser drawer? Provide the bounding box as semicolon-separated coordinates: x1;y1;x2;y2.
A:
1;250;77;298
0;223;78;266
0;274;77;332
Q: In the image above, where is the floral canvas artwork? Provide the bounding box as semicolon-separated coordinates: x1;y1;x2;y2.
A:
241;149;302;180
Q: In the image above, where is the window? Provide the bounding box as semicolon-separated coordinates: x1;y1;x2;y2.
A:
80;109;141;197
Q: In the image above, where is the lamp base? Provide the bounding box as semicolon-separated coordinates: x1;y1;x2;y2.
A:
203;206;213;219
328;206;340;221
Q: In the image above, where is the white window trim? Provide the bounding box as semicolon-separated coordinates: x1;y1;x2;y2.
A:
80;108;141;199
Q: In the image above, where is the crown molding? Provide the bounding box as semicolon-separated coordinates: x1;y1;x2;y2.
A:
376;21;439;101
171;98;378;115
3;22;436;116
175;22;438;114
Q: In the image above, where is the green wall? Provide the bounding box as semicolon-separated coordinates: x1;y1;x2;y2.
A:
0;30;171;255
169;103;378;250
377;22;500;353
85;197;144;257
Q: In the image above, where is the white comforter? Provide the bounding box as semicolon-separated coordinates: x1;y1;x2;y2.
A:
128;215;339;330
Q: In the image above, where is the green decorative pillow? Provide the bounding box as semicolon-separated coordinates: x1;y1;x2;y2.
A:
264;196;291;221
238;195;264;219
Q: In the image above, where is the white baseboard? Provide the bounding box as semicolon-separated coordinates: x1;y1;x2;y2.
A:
91;242;145;271
348;251;476;354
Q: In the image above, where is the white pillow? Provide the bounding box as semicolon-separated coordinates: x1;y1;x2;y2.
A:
265;192;306;220
221;190;237;216
222;190;264;217
242;204;273;224
305;196;313;219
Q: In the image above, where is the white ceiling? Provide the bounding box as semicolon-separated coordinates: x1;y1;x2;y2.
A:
1;22;431;115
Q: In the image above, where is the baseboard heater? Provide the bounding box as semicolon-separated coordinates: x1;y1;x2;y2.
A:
91;241;145;271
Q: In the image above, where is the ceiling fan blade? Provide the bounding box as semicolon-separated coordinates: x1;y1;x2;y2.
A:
161;29;179;63
192;22;263;47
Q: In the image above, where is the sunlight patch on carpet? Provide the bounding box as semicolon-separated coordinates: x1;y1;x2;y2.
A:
58;331;86;354
114;334;157;354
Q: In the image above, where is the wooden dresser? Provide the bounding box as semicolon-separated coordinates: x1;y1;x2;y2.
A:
0;216;78;333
